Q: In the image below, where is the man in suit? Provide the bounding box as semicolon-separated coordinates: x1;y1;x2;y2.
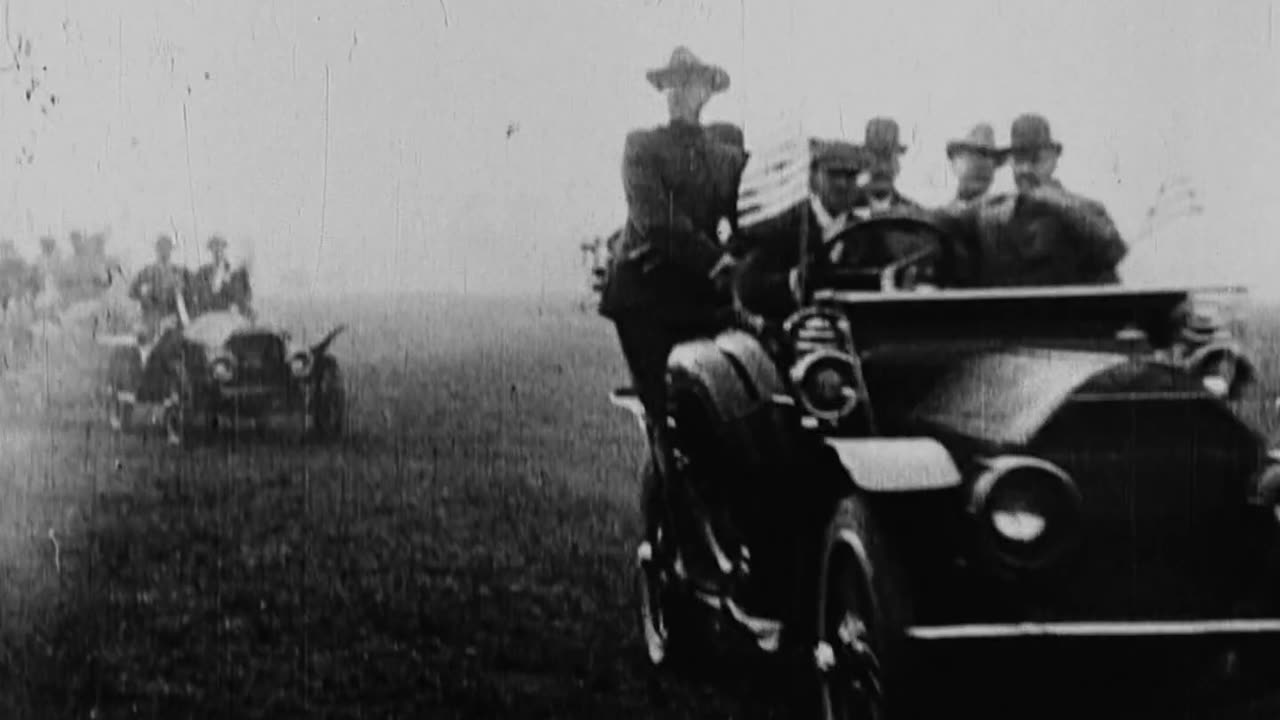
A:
129;234;190;340
937;113;1127;287
734;139;868;319
853;116;922;218
194;235;253;317
944;122;1007;210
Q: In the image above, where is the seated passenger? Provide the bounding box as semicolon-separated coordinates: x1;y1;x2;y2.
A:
194;235;254;318
851;117;923;218
733;139;866;320
936;113;1128;287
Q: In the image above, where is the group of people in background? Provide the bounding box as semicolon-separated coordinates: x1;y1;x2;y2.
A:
0;228;252;346
0;230;122;316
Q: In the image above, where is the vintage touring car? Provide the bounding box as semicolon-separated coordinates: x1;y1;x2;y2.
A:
102;305;346;447
609;215;1280;717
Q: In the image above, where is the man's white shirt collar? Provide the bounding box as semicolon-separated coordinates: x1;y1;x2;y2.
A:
809;195;851;241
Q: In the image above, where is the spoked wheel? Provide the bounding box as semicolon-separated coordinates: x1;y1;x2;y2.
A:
807;496;909;720
633;455;707;673
106;387;134;432
162;364;194;447
815;540;886;720
636;535;671;666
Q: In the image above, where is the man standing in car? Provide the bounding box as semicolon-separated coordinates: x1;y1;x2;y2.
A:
938;113;1128;286
853;116;921;218
195;234;253;317
599;46;746;420
598;46;747;548
130;234;189;340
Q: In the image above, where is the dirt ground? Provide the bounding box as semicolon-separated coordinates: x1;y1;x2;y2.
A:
0;293;1278;719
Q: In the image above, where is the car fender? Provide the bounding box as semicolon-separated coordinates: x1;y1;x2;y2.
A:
823;437;963;493
666;329;782;425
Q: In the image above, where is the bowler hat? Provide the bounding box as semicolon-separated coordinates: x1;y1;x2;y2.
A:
1008;113;1063;154
810;139;867;172
646;46;730;94
946;123;1006;160
864;117;907;156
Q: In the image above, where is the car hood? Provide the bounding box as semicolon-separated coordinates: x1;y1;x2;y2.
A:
861;345;1255;452
183;311;255;348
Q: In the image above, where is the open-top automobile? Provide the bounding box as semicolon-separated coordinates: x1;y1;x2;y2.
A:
609;214;1280;717
101;299;346;447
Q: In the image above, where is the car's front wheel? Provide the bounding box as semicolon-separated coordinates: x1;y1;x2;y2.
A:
308;357;345;441
162;363;194;447
807;495;910;720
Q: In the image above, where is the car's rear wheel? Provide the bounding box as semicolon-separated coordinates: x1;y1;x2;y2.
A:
807;496;909;720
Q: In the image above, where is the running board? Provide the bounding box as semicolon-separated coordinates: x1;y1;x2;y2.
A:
908;619;1280;640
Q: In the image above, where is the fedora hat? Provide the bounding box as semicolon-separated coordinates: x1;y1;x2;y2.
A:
863;117;907;156
1007;113;1063;154
946;123;1005;160
646;46;730;93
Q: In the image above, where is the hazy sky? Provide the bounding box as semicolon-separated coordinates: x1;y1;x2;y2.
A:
0;0;1277;297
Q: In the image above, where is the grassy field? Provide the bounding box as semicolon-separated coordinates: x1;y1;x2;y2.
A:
0;292;1277;719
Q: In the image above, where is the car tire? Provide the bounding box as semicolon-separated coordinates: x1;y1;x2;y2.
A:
163;362;195;448
802;494;912;720
634;455;715;677
308;356;345;442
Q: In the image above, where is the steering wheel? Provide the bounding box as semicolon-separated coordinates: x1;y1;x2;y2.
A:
814;214;952;292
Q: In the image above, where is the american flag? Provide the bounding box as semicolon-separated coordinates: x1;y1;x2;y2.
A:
736;132;813;230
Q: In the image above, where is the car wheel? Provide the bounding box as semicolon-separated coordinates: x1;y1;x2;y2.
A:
106;388;133;432
807;495;910;720
163;363;194;448
309;357;345;441
105;347;140;432
634;456;707;673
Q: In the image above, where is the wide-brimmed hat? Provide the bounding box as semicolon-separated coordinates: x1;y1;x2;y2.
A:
946;123;1006;160
207;235;228;250
864;117;907;156
646;46;730;93
810;139;867;172
1007;113;1063;154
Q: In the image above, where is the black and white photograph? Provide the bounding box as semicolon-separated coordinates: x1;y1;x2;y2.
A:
1;1;1279;718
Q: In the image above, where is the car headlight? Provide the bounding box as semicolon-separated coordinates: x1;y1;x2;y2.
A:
210;357;234;383
789;349;860;423
970;456;1082;570
288;351;313;378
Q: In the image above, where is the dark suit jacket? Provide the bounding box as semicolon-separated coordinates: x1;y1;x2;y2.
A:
598;120;748;321
733;202;836;320
194;262;252;315
935;181;1128;287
